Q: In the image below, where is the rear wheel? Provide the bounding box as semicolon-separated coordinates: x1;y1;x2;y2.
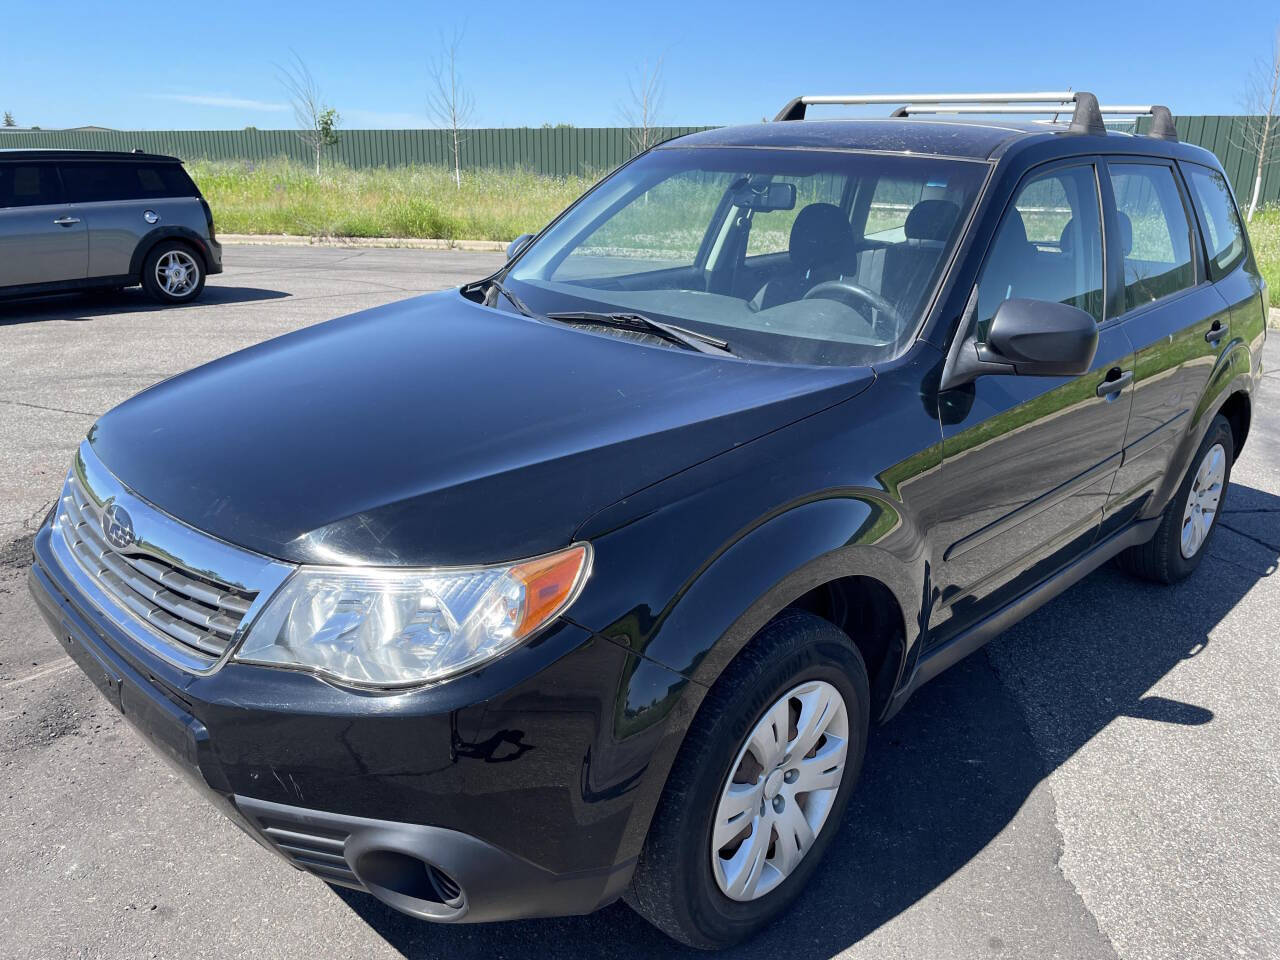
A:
625;610;869;949
141;241;205;304
1117;414;1233;583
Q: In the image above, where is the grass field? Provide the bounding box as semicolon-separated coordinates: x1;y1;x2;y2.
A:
1249;208;1279;309
189;160;1280;310
187;159;591;243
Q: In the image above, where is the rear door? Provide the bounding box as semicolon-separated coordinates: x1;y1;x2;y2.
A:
0;161;88;288
58;160;201;279
1101;157;1227;533
931;158;1135;642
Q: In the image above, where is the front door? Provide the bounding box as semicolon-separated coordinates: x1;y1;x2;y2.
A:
0;162;88;288
931;159;1134;644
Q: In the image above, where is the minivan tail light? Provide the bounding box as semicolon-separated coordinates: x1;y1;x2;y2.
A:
199;198;216;239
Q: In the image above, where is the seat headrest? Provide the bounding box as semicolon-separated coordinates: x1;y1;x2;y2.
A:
904;199;960;242
1116;211;1133;256
789;203;855;271
1060;213;1130;256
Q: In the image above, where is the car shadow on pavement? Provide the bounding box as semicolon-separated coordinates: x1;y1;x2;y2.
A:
0;285;288;325
330;482;1279;959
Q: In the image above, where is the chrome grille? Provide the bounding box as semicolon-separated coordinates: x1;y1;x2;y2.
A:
47;441;295;673
56;475;254;660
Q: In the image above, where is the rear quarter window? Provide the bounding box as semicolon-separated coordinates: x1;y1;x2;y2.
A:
1182;164;1247;280
59;161;197;203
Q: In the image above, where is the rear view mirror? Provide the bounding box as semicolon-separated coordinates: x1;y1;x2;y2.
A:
984;298;1099;377
506;233;535;261
731;181;796;212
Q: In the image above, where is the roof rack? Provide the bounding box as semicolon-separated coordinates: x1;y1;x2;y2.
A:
773;93;1178;141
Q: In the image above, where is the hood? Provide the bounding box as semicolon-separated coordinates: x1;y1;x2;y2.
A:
89;291;874;566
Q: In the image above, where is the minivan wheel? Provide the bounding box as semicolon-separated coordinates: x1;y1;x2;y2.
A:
1117;414;1234;584
141;241;205;304
625;610;869;949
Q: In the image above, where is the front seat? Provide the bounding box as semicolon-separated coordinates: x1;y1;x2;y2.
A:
753;203;856;310
879;198;960;309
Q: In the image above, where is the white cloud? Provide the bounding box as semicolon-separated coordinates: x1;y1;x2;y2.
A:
150;93;290;112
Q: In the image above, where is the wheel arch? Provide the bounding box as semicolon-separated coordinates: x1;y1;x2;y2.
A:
129;227;212;279
625;494;927;724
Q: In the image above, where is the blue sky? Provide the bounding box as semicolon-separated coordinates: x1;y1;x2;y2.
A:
3;0;1276;130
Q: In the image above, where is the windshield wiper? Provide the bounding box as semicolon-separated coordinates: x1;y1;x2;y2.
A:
486;277;535;318
545;311;733;356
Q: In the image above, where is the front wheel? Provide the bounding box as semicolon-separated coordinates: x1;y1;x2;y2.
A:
1117;414;1233;583
141;242;205;304
625;610;869;949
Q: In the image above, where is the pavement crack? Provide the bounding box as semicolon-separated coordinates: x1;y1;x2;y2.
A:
1217;521;1280;554
0;398;96;418
983;648;1124;960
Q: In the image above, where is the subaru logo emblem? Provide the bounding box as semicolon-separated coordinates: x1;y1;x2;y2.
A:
101;502;135;550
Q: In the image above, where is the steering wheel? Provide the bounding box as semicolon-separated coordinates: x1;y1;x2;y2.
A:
802;280;902;338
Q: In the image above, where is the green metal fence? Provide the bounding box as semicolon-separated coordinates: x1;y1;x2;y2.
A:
1;118;1276;204
1133;114;1279;208
0;127;712;179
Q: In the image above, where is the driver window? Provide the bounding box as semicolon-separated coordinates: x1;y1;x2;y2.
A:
974;165;1104;341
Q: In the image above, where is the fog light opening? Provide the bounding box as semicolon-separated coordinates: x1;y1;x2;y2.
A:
352;849;466;916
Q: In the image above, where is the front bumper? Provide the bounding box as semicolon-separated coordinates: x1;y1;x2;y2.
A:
28;523;681;922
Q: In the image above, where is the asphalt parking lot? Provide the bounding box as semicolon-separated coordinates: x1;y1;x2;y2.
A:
1;244;1277;960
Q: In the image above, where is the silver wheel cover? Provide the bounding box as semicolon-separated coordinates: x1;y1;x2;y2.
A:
711;679;849;902
1181;442;1226;559
155;249;200;298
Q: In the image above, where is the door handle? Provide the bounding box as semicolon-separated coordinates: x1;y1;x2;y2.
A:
1205;320;1228;344
1096;368;1133;398
52;216;81;226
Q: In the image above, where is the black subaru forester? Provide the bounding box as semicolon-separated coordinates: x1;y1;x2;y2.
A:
28;92;1266;948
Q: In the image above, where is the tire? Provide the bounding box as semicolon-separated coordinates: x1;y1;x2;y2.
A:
1116;413;1233;584
141;241;205;304
625;610;870;949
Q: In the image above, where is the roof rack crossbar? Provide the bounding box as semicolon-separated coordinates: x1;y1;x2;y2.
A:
774;91;1111;136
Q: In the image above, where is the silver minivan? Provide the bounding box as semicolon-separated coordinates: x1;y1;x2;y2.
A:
0;149;221;304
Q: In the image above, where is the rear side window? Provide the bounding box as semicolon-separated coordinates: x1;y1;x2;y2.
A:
0;163;62;208
975;163;1104;339
58;161;196;203
1183;165;1247;280
1107;163;1196;312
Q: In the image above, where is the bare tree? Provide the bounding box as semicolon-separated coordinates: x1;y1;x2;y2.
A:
1234;27;1280;222
2;112;15;128
426;30;474;190
277;52;340;175
621;56;665;157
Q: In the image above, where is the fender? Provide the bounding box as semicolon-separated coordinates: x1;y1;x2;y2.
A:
569;399;934;704
128;226;213;277
574;489;929;869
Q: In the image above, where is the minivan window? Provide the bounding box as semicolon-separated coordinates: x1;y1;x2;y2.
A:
1108;162;1195;311
0;163;62;208
975;164;1104;340
508;147;987;367
58;161;196;203
1183;164;1247;280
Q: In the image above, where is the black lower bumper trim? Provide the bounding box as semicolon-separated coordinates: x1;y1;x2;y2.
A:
235;795;635;923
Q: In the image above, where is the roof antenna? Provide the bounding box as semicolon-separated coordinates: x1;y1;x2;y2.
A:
1147;105;1178;141
1068;92;1107;135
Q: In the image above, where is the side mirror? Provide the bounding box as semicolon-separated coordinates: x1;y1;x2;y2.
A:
984;298;1098;377
506;233;535;261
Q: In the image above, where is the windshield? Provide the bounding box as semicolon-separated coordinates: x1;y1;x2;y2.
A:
505;146;988;366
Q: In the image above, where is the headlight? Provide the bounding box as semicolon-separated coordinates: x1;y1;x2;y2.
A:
235;543;591;688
